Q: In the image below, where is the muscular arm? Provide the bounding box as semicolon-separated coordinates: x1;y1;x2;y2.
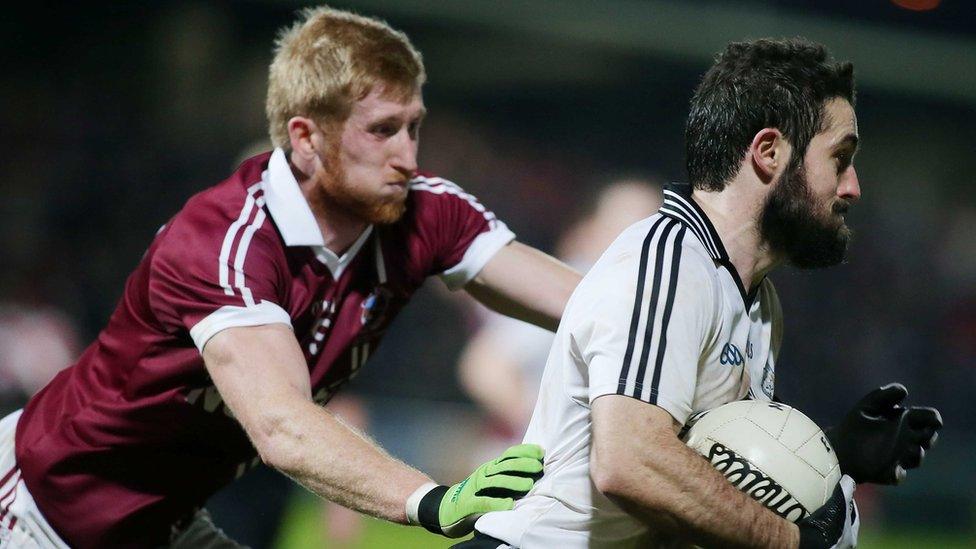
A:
464;241;580;332
203;323;430;523
590;395;800;548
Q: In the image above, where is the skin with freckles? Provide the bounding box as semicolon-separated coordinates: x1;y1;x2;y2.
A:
288;86;427;254
311;88;427;225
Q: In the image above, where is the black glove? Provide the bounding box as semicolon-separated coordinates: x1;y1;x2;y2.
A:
798;475;858;549
826;383;942;484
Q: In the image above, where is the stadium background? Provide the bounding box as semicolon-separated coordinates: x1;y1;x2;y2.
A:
1;0;973;547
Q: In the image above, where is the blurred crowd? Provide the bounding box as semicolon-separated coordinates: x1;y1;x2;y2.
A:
1;2;973;546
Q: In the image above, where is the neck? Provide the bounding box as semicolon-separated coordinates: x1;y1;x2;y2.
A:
693;180;781;292
289;158;369;256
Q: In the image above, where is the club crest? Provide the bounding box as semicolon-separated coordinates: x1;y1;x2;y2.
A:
761;363;775;399
360;285;394;331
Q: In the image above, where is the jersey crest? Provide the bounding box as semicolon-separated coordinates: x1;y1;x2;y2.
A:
761;362;775;399
360;285;394;332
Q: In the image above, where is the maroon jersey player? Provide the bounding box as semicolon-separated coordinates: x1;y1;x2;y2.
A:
0;7;580;548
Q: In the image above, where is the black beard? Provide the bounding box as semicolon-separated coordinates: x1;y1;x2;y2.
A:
760;163;852;269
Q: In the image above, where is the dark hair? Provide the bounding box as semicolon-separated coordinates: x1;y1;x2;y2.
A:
685;38;855;191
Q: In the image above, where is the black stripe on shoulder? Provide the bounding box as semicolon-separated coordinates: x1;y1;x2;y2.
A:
616;216;668;395
631;221;681;398
648;225;687;404
660;202;715;259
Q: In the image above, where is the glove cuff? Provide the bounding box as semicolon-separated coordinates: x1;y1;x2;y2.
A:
406;482;440;526
407;482;448;534
824;427;855;481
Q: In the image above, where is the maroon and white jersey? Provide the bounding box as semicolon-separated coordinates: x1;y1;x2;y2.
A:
14;148;514;548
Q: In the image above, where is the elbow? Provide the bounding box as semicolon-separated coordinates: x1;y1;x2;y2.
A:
590;459;625;498
590;443;636;500
254;435;283;470
590;445;671;514
250;412;299;472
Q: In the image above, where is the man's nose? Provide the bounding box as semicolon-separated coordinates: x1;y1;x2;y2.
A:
839;166;860;202
391;131;418;176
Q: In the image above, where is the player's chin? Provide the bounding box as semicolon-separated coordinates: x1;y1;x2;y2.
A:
837;223;852;241
367;198;407;225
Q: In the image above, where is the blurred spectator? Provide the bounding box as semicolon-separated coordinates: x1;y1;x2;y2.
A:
458;179;662;460
0;304;79;416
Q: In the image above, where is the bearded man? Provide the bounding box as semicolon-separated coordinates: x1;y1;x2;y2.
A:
0;7;581;548
464;38;942;549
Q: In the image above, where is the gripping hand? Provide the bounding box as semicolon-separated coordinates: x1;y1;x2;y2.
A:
798;475;859;549
407;443;544;537
827;383;942;484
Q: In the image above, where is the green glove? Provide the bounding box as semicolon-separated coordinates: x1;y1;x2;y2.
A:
407;443;545;538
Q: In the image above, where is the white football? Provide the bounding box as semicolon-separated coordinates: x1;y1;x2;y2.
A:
680;399;841;522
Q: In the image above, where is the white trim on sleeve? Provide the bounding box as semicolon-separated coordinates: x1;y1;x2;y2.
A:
438;224;516;290
189;301;292;352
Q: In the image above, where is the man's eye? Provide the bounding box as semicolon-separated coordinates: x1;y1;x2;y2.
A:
408;121;421;139
836;154;852;172
371;125;397;137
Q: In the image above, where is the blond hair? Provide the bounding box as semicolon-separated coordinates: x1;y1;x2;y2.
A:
266;6;426;147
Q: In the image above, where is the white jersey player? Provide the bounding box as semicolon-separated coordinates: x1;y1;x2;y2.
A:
474;184;782;547
459;37;941;549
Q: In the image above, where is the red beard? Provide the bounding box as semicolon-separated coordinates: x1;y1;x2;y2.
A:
309;143;408;225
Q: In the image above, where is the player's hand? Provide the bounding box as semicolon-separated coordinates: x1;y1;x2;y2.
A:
412;443;544;537
826;383;942;484
798;475;859;549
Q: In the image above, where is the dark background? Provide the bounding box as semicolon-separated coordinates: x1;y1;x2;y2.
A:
1;0;973;545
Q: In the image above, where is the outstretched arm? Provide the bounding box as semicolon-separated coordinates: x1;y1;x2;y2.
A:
203;323;543;537
204;323;429;522
465;241;581;332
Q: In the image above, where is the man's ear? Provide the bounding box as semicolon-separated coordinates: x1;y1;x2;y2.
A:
287;116;319;163
749;128;788;184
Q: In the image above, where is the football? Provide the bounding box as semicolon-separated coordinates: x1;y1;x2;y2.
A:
680;400;841;522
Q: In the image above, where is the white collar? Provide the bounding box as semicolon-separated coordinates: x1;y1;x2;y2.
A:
262;147;373;278
313;225;374;279
263;148;326;247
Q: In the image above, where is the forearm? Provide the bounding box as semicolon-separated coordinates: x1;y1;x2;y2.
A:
204;325;433;524
591;397;798;548
608;432;798;548
257;396;431;523
466;241;581;332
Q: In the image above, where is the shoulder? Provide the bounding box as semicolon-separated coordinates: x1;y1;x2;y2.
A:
407;173;468;198
153;165;282;268
406;174;496;221
585;215;717;293
565;216;716;328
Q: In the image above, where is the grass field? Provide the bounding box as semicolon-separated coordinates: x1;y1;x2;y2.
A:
274;493;976;549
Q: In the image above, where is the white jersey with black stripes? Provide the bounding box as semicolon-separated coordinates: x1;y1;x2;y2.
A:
474;184;783;548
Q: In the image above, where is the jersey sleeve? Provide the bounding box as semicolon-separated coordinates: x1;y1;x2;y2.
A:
147;196;292;352
409;176;516;290
578;221;717;425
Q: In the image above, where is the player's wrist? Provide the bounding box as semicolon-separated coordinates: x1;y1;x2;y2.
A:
787;521;802;549
823;426;857;481
405;482;445;533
